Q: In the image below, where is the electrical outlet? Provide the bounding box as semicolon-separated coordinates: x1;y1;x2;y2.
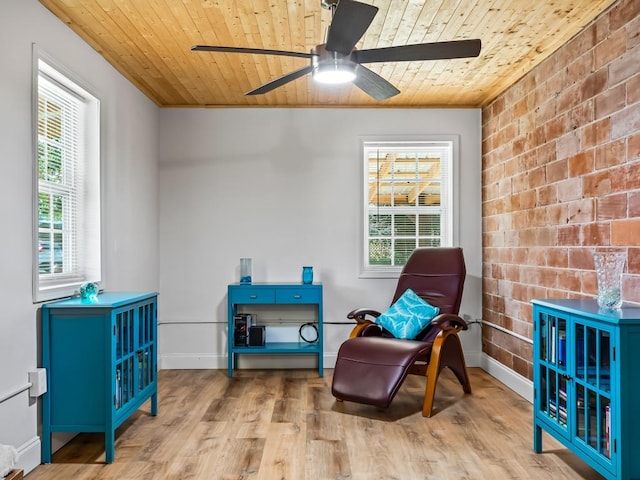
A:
29;368;47;397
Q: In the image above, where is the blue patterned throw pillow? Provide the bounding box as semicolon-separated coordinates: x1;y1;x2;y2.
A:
375;288;440;339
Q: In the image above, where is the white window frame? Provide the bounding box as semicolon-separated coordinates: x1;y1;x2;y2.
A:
360;135;460;278
32;47;102;302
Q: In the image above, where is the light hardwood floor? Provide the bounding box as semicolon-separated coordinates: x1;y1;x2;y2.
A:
26;368;604;480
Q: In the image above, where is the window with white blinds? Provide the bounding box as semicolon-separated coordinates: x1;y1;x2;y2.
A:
34;55;102;302
361;138;458;277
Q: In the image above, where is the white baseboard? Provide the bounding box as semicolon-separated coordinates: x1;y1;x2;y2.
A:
479;353;533;403
325;353;336;369
51;433;77;457
463;350;482;368
160;353;330;371
160;347;485;371
16;436;41;475
159;353;225;370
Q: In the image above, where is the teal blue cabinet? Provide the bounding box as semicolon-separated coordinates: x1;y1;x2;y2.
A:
41;292;158;464
532;298;640;480
227;283;323;377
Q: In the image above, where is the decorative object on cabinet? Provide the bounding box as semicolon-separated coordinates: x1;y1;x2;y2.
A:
240;257;252;284
331;247;470;417
302;266;313;284
532;298;640;480
79;281;99;299
227;283;323;377
41;292;158;464
593;249;626;309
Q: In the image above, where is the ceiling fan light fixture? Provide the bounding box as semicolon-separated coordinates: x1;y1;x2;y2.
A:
192;1;482;101
313;62;357;84
311;45;356;84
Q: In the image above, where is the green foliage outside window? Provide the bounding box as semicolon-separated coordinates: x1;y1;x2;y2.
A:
37;95;67;275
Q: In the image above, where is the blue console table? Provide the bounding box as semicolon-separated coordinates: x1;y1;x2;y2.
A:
41;292;158;463
227;283;323;377
532;298;640;479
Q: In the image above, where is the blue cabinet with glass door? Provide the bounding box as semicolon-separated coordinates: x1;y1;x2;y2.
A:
41;292;158;464
532;298;640;480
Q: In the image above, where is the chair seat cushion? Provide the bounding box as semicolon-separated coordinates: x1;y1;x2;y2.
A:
375;288;440;339
331;336;432;408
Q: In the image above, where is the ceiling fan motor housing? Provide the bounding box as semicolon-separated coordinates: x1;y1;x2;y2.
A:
311;44;357;83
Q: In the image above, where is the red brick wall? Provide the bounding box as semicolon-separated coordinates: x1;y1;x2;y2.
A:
481;0;640;380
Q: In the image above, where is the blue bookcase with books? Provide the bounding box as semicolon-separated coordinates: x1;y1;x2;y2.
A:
41;292;158;464
532;298;640;479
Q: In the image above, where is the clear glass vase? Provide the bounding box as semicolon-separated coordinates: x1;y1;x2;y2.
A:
593;249;626;309
240;257;252;284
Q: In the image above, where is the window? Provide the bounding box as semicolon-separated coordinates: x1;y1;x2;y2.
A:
361;138;458;277
33;53;101;302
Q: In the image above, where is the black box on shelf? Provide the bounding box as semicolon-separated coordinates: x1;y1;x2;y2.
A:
233;314;256;346
248;325;266;346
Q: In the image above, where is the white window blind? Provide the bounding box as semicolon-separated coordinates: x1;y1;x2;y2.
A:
362;139;457;277
38;75;82;277
34;55;101;302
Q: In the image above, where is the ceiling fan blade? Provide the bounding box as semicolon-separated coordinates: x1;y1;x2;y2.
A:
191;45;314;59
325;0;378;55
246;65;314;95
352;39;482;64
353;65;400;101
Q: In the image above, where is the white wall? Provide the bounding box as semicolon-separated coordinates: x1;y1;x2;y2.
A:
0;0;159;473
158;108;483;370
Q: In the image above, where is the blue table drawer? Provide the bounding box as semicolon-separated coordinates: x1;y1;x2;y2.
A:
276;287;321;304
231;288;276;304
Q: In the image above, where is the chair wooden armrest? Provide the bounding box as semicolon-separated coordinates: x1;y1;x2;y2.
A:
347;308;382;321
347;308;382;338
430;313;468;332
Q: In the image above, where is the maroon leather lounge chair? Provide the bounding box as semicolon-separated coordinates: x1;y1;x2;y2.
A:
331;247;472;417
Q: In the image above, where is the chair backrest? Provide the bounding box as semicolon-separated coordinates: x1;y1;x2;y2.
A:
392;247;466;315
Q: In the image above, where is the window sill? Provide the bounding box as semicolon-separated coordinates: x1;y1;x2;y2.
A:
359;268;402;279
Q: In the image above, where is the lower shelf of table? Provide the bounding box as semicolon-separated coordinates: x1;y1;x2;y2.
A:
228;342;323;377
231;341;320;354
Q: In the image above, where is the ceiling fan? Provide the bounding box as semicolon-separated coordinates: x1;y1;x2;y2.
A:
191;0;481;101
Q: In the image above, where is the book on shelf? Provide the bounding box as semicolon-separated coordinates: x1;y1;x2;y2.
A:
548;397;567;425
605;404;611;458
550;324;556;363
558;388;566;400
548;323;566;366
558;334;566;365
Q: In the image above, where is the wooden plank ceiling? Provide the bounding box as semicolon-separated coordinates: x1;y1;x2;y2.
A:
38;0;617;107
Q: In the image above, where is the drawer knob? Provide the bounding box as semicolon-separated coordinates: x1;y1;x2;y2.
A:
249;295;257;299
294;295;302;299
